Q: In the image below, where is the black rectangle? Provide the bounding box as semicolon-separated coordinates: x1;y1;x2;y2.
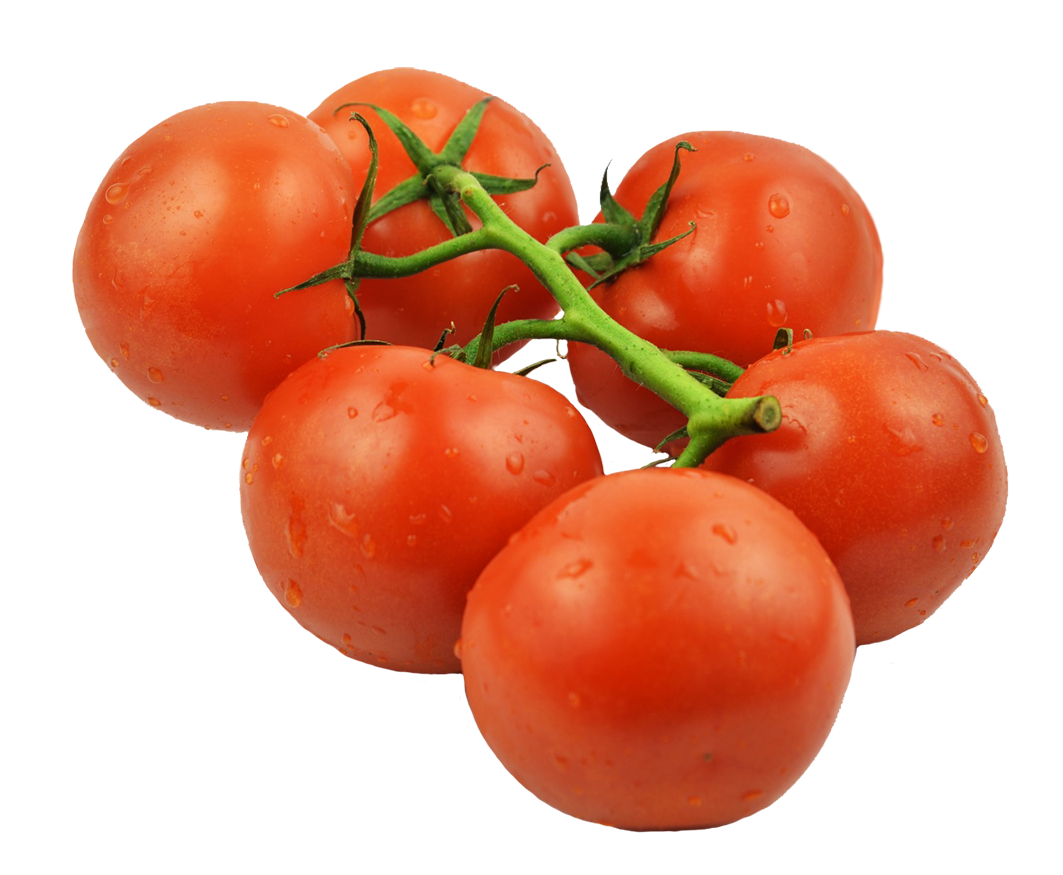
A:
858;165;1007;191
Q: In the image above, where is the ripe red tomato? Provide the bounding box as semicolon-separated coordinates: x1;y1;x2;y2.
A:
567;131;883;449
73;102;359;431
240;344;604;673
308;68;579;355
460;468;855;830
702;331;1007;644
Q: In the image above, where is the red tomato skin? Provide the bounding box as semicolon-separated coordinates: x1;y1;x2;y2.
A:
73;102;358;431
703;331;1007;644
568;131;883;449
308;68;579;354
460;468;854;830
240;345;603;673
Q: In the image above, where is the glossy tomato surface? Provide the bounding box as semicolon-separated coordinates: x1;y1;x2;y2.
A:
240;345;603;673
460;468;855;830
309;68;578;355
73;102;359;430
568;131;883;449
703;331;1007;644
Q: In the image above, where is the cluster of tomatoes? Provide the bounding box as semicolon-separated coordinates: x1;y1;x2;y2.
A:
73;67;1007;831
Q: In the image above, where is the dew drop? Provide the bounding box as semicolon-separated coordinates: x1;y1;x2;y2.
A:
347;406;359;419
743;276;754;290
741;790;764;802
743;152;755;162
438;505;454;524
284;580;303;607
931;412;944;427
119;343;130;360
506;452;525;475
932;535;946;553
754;241;765;250
327;503;360;538
147;367;164;383
267;113;289;128
560;558;593;578
688;796;703;807
271;453;285;469
409;513;427;526
712;523;738;544
884;423;922;456
905;597;920;607
765;224;774;233
977;393;989;408
104;182;128;204
766;300;788;327
147;397;162;408
287;510;308;557
372;401;397;422
841;203;851;216
360;534;377;559
768;194;790;218
444;447;460;459
969;432;989;453
102;214;114;225
109;357;119;369
410;97;438;119
533;470;557;486
906;352;930;372
261;434;273;446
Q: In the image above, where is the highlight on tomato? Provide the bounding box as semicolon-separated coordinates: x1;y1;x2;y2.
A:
702;331;1007;644
239;344;604;673
567;131;883;450
72;101;359;431
308;68;579;356
459;468;855;830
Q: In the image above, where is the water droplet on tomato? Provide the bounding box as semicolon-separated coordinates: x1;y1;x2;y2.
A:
766;300;788;327
444;447;460;459
287;512;307;557
906;352;929;372
932;535;946;553
841;203;851;216
905;597;920;607
147;367;164;383
743;276;754;290
977;393;989;408
768;194;790;218
688;796;703;807
410;97;438;119
743;152;755;162
372;401;397;422
560;558;593;578
765;224;774;233
147;397;162;408
532;470;557;486
754;241;765;250
969;432;989;453
884;423;923;456
741;790;764;802
267;113;290;128
409;513;427;526
506;452;525;474
284;580;303;607
104;183;128;204
932;413;944;427
438;505;453;524
328;503;360;538
271;453;285;469
360;534;377;559
102;214;114;225
406;534;418;547
712;523;738;544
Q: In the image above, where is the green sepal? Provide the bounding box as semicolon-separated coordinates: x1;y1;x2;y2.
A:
654;426;689;453
773;328;795;353
471;287;515;370
513;358;556;377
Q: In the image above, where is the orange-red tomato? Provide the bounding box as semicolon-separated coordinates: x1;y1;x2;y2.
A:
703;331;1007;643
309;68;578;356
240;345;603;673
73;101;358;430
568;131;882;449
460;468;855;830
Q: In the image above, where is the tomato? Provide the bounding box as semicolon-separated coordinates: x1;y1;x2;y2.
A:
72;102;359;431
308;68;579;355
460;468;854;830
240;344;603;673
702;331;1007;644
567;131;883;449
